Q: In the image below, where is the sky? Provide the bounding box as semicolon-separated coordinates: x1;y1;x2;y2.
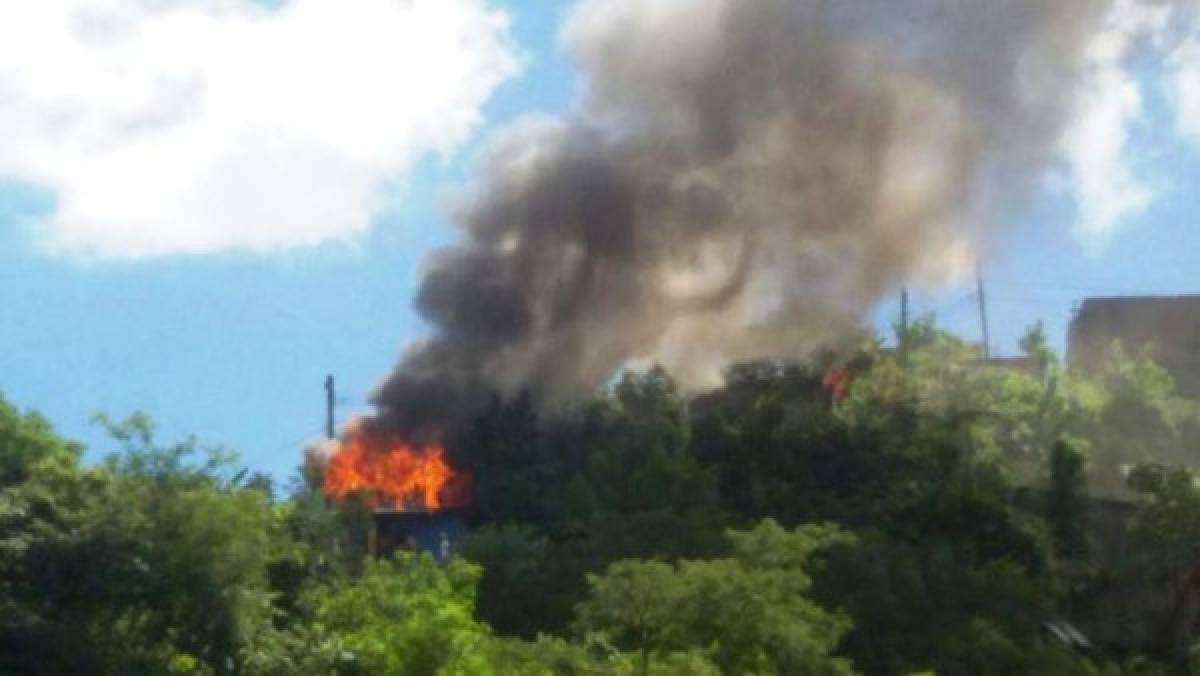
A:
1;0;1199;482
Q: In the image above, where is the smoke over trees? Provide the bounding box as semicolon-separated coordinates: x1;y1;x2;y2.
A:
373;0;1187;435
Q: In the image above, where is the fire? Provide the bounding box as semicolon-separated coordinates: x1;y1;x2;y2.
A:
822;366;852;401
322;423;472;511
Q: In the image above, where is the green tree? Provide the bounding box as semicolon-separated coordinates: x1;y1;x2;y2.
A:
487;634;720;675
273;553;495;675
576;520;855;676
1079;346;1200;496
455;523;569;639
1125;463;1200;663
0;392;82;486
1046;439;1089;560
459;369;725;637
0;408;281;674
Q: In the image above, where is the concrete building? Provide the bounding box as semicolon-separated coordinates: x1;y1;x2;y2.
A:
1068;295;1200;398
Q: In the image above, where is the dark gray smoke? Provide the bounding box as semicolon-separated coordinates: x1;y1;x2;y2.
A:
371;0;1170;436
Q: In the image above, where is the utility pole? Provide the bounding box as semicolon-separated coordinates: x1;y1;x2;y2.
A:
975;261;990;360
324;375;335;440
899;287;909;363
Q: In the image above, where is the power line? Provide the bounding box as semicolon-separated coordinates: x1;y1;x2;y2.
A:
984;280;1198;297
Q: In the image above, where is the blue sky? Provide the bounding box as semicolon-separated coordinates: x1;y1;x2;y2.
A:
1;0;1198;481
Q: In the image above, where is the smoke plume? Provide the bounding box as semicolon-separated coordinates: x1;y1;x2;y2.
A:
372;0;1180;436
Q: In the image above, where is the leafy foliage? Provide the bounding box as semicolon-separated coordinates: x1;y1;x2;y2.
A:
4;316;1200;673
456;368;726;636
246;553;494;675
577;520;855;675
0;411;279;674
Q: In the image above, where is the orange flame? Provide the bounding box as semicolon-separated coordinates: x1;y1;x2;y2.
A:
822;366;852;401
322;423;472;511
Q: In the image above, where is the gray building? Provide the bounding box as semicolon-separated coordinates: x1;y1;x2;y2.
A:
1068;295;1200;398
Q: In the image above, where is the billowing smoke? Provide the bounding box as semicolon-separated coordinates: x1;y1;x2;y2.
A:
372;0;1178;436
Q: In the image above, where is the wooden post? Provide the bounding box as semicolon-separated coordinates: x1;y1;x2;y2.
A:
976;261;990;360
324;375;335;439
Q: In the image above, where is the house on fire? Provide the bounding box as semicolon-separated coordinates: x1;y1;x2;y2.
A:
320;424;474;561
365;474;474;561
369;502;469;562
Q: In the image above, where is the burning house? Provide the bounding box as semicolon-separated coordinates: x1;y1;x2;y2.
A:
321;420;473;560
305;0;1169;564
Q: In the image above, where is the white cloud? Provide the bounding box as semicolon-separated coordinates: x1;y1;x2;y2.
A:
1169;35;1200;141
1058;0;1165;251
0;0;518;260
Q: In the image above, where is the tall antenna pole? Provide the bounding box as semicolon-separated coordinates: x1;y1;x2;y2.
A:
324;375;335;440
975;261;990;360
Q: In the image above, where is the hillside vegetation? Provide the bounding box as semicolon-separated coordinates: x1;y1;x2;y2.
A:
4;320;1200;674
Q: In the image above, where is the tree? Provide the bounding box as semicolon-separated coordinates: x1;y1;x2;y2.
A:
455;523;568;639
278;553;495;675
1019;320;1056;375
0;408;281;674
1081;346;1200;496
0;392;83;488
1046;439;1089;560
458;369;726;637
0;397;112;672
487;634;721;675
576;520;856;676
1125;463;1200;663
690;358;884;527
